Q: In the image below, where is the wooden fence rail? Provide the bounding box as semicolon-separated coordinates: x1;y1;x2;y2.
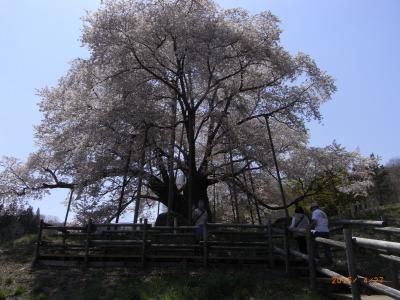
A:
34;220;282;268
34;218;400;299
288;219;400;299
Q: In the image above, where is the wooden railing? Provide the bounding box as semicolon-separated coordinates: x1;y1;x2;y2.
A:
33;218;400;299
286;219;400;300
33;220;284;268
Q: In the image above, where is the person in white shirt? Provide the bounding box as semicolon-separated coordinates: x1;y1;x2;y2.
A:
311;202;333;265
289;206;309;253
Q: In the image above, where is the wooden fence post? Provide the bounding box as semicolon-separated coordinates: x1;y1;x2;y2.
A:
283;227;290;273
306;225;316;290
343;226;361;300
203;223;208;268
32;219;44;267
62;230;67;253
141;219;148;268
174;217;178;234
84;219;92;268
268;219;274;268
385;232;399;289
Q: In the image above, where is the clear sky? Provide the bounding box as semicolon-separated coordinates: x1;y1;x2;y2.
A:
1;0;399;220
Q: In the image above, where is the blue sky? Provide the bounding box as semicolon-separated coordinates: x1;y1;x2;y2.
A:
0;0;399;220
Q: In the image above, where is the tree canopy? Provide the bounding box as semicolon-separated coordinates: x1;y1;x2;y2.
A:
0;0;377;224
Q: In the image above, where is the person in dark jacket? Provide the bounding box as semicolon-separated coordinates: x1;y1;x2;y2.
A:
289;206;309;254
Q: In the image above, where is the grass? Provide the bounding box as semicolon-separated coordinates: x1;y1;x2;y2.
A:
32;268;323;300
0;267;326;300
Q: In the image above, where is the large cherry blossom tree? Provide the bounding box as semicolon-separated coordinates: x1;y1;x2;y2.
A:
0;0;355;224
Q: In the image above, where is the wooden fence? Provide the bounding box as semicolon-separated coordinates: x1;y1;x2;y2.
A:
33;218;400;299
287;219;400;299
33;220;283;268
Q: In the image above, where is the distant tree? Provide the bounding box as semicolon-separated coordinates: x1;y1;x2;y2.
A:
269;142;376;212
43;215;61;225
368;154;393;203
35;207;41;222
386;158;400;202
0;205;38;242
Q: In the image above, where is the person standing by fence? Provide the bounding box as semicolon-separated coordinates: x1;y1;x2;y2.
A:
289;206;309;254
310;202;333;265
192;201;208;241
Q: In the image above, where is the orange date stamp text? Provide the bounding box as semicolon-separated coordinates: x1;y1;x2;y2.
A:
331;276;384;285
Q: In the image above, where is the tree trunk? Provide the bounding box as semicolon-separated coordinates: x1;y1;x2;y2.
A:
152;171;211;225
133;127;148;224
167;97;177;225
228;145;240;222
246;162;262;225
186;109;196;222
242;172;255;224
116;140;133;223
